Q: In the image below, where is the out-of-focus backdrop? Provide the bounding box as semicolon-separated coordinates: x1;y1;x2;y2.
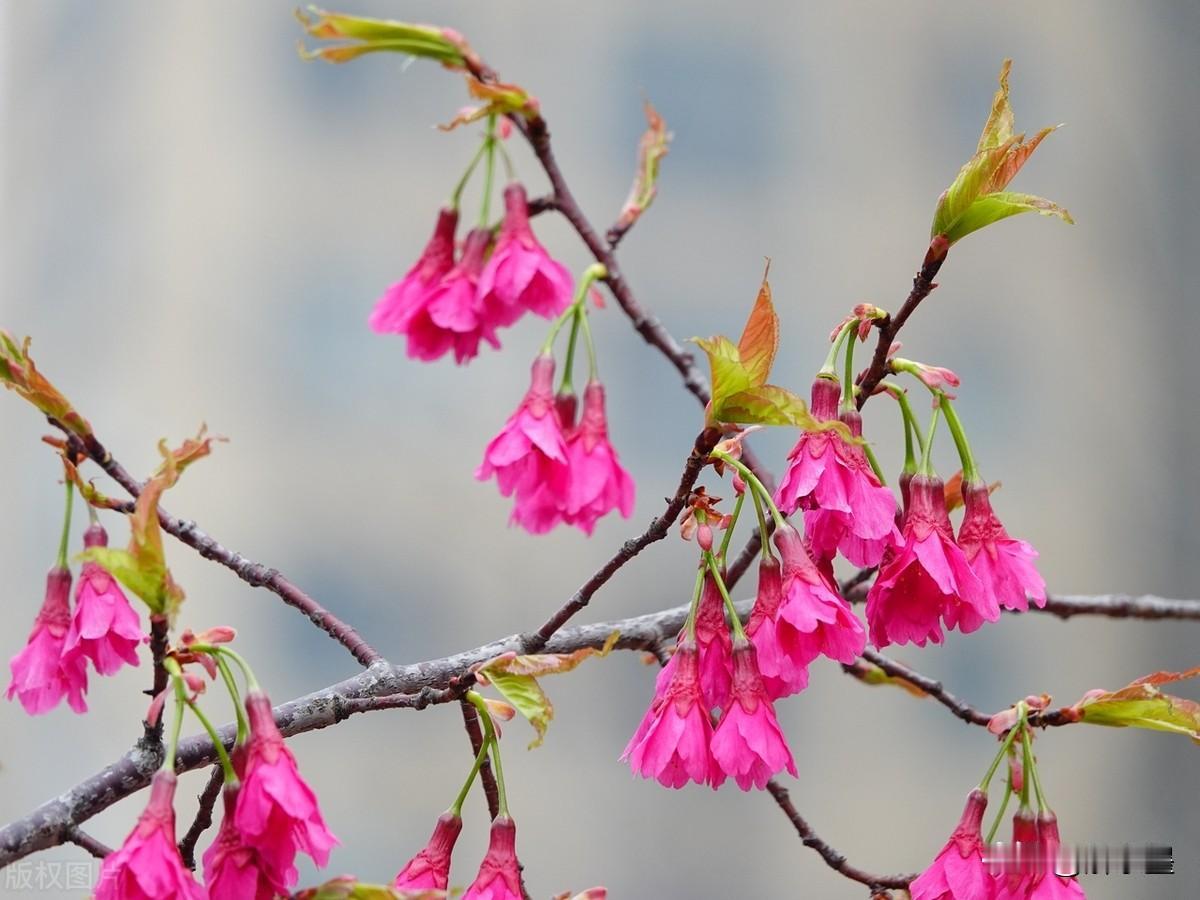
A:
2;2;1198;898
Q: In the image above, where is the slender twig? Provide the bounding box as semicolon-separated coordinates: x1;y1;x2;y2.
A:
766;780;915;891
56;425;381;667
142;615;170;748
64;827;112;860
178;766;224;870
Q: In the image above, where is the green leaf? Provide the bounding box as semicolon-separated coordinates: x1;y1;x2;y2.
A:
692;335;756;415
942;191;1074;245
486;670;553;750
718;384;814;427
297;8;466;67
1070;667;1200;744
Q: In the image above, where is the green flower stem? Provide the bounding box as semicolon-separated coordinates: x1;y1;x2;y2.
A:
1019;729;1032;809
194;645;260;693
542;263;608;357
478;114;498;227
861;442;888;485
578;300;600;381
163;688;186;773
450;737;492;817
185;693;239;786
748;487;773;560
467;691;508;817
84;497;99;527
717;492;745;564
496;137;516;182
711;450;785;529
1021;725;1050;813
841;327;859;412
985;767;1014;844
559;307;582;394
449;139;490;211
918;405;942;477
936;394;981;485
979;705;1026;792
704;552;746;642
682;564;707;641
882;381;925;467
56;479;75;569
820;320;856;377
214;655;249;745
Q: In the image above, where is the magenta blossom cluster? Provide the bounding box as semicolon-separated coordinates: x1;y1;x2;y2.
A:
622;573;799;791
370;184;573;364
476;353;634;534
393;813;525;900
6;524;144;716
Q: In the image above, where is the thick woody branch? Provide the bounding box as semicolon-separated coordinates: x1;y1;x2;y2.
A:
58;426;381;667
1039;593;1200;621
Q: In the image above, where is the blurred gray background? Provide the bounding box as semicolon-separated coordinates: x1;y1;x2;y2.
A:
2;2;1198;898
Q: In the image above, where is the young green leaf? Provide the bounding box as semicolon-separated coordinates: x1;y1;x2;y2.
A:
1066;667;1200;743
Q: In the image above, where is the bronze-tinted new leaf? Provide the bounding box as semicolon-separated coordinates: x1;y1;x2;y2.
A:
1067;667;1200;744
0;331;93;438
614;99;671;231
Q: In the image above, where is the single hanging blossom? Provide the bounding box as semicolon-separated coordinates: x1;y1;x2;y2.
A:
562;380;635;534
475;353;571;533
1024;812;1086;899
776;377;899;567
95;770;207;900
866;475;996;649
749;524;865;699
404;227;500;364
957;482;1046;613
993;809;1039;900
692;574;732;711
204;785;286;900
710;639;797;790
393;812;463;892
63;524;145;675
6;567;88;715
463;816;524;900
622;639;720;789
910;789;995;900
369;207;458;337
234;691;339;891
476;183;573;324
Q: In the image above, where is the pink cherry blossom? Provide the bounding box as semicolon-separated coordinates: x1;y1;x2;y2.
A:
910;789;995;900
476;353;571;533
957;482;1046;613
204;785;285;900
6;567;88;715
234;691;338;891
393;811;463;891
369;207;458;337
993;809;1039;900
562;381;635;534
745;553;806;699
404;227;501;364
63;525;145;676
776;378;899;567
866;475;996;649
710;640;798;790
693;574;732;711
1022;813;1086;899
95;770;207;900
622;640;720;789
477;183;573;323
463;816;523;900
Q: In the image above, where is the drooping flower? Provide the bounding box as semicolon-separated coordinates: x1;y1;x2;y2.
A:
477;183;573;324
404;227;500;364
866;475;996;649
910;789;994;900
463;815;523;900
204;785;285;900
95;770;207;900
622;639;719;789
992;809;1039;900
1024;812;1086;899
234;691;338;890
562;380;635;534
776;378;899;567
475;353;571;533
63;524;144;676
957;482;1046;613
748;524;865;699
393;811;463;892
6;567;88;715
692;574;732;711
369;207;458;338
710;639;797;790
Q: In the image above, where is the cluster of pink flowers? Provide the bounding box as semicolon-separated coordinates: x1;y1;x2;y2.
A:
911;791;1086;900
370;184;573;364
6;524;144;716
773;376;1045;650
98;689;338;899
393;813;525;900
476;354;634;534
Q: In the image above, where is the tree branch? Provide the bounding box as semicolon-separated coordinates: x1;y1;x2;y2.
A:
64;828;112;860
178;765;224;871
